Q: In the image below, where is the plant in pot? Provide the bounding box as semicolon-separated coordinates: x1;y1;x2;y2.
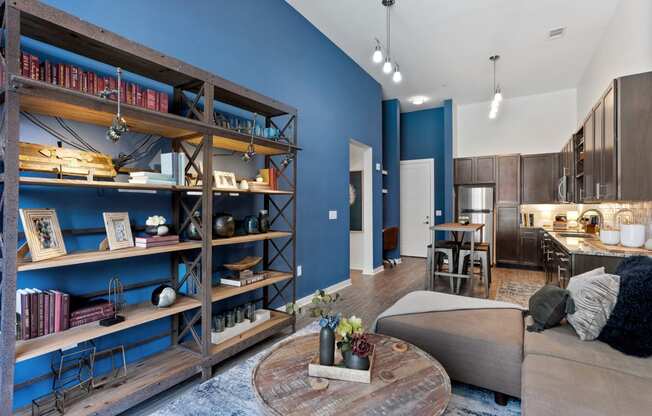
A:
336;315;372;369
286;289;342;366
145;215;169;236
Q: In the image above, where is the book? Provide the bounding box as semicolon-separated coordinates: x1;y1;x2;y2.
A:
70;66;79;90
220;273;268;287
130;171;175;180
37;290;45;337
159;91;169;113
71;300;113;319
69;310;114;328
62;292;70;331
52;290;63;333
128;177;177;185
43;292;50;335
17;290;30;340
135;240;179;248
135;235;179;244
145;89;157;110
29;54;39;80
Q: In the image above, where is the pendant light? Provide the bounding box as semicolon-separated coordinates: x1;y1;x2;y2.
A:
489;55;502;119
371;0;403;82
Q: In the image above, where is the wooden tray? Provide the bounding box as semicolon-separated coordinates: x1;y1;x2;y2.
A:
308;350;374;384
224;256;262;271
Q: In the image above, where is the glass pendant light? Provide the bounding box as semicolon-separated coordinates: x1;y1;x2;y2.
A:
392;63;402;83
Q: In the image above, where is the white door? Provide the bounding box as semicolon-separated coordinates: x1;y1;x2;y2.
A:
400;159;434;257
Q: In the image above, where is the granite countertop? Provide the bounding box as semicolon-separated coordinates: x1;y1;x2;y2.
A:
538;228;652;258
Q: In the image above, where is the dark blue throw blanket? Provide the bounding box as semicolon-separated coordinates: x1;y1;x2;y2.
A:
598;256;652;357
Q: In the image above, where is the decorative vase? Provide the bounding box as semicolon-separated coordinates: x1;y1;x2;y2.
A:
258;210;270;233
186;212;202;240
343;350;370;370
244;215;260;234
213;213;235;238
146;225;169;236
319;327;335;366
151;285;176;308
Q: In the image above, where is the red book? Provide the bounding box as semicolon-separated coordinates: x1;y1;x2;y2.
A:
71;302;113;319
29;291;38;339
20;292;30;340
88;72;96;95
29;55;39;80
48;290;56;334
52;290;62;333
44;61;52;84
61;293;70;331
136;85;143;107
69;309;114;327
21;53;30;77
37;291;44;337
56;63;64;87
108;76;117;100
81;72;87;93
97;76;105;95
120;80;126;103
145;89;157;110
64;64;71;88
70;66;78;90
126;83;133;105
159;92;169;113
43;292;50;335
39;63;45;82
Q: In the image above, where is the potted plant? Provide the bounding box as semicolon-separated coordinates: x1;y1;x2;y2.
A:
345;333;373;370
286;290;342;366
145;215;169;236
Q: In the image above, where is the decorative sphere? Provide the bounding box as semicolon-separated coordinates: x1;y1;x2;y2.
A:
157;225;169;236
151;285;176;308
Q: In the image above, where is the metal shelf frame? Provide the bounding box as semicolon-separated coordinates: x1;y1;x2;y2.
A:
0;1;299;413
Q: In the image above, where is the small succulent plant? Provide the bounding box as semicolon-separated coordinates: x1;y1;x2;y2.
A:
336;315;364;353
350;333;373;358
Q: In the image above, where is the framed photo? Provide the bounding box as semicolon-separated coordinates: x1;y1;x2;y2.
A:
213;170;238;190
103;212;134;251
349;171;363;232
19;208;67;262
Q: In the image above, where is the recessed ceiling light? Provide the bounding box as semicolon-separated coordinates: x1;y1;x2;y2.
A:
409;96;429;105
548;27;565;40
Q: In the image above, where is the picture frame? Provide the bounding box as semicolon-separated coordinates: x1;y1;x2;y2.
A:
19;208;67;262
102;212;134;251
349;171;363;232
213;170;238;190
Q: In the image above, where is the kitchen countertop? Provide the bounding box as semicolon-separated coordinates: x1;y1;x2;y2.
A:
531;227;652;258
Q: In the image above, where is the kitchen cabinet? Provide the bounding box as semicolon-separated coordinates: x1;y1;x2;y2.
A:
602;84;617;200
519;228;540;267
495;154;520;205
521;153;559;204
558;139;575;203
583;111;596;201
496;206;520;265
454;156;495;185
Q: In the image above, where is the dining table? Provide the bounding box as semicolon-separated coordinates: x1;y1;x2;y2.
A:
429;222;488;298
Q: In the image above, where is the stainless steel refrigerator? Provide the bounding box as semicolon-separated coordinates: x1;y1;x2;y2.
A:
457;186;495;263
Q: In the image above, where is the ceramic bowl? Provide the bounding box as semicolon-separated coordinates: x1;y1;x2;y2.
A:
620;224;646;248
599;230;620;245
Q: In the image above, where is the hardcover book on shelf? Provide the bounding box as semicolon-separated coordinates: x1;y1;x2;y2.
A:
220;272;268;287
135;235;179;248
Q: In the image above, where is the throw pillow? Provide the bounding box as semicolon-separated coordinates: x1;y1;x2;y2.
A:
566;273;620;341
599;256;652;357
572;266;606;280
526;285;575;333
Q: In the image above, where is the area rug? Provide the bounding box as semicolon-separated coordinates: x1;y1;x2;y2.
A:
151;322;521;416
495;281;543;308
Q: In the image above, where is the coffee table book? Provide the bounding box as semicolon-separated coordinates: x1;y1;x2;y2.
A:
308;350;375;384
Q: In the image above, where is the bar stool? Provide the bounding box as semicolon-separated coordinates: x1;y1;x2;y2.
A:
457;242;491;293
433;241;458;293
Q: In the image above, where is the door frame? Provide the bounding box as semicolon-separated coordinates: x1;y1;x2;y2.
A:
349;139;374;274
400;158;435;257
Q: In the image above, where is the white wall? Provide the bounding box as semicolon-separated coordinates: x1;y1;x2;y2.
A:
456;89;577;157
577;0;652;121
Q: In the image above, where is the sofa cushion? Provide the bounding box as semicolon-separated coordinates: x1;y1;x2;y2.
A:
524;316;652;380
566;272;620;341
522;354;652;416
376;309;523;397
527;285;575;333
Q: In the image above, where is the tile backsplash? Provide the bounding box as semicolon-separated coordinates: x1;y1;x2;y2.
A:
520;202;652;230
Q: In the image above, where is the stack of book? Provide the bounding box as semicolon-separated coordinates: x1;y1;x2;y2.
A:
249;168;279;191
15;289;70;340
69;300;115;328
220;271;269;287
135;235;180;248
128;171;177;185
20;51;169;113
161;152;189;185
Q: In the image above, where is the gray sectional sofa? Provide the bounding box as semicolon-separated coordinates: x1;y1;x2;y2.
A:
376;300;652;415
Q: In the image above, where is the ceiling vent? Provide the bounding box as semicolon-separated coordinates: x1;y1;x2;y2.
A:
548;27;565;40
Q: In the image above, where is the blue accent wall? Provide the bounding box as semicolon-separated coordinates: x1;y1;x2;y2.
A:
382;99;400;259
443;99;455;223
13;0;382;409
400;106;453;236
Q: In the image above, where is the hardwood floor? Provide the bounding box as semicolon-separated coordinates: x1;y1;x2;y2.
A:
126;257;543;415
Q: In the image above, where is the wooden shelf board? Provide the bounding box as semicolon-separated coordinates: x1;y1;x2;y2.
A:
186;133;298;156
15;176;294;195
17;232;292;272
212;271;293;303
16;346;202;416
208;310;291;356
15;296;201;363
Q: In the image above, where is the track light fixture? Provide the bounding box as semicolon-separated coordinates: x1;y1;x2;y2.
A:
371;0;403;82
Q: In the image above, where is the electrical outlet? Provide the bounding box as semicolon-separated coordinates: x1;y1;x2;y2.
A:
329;210;337;220
297;265;302;276
436;210;443;217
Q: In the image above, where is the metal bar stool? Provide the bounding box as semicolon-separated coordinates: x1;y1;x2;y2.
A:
457;242;491;294
433;241;458;293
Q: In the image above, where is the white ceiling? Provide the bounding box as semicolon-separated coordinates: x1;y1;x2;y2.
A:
286;0;620;111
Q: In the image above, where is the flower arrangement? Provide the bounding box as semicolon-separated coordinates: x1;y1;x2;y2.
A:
336;315;363;353
350;333;373;358
285;289;342;320
146;215;167;227
319;314;341;330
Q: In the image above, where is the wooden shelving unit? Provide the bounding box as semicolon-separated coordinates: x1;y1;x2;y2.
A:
0;1;299;414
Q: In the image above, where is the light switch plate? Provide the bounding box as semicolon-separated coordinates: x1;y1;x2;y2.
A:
329;210;337;220
376;163;381;171
436;210;443;217
297;265;302;276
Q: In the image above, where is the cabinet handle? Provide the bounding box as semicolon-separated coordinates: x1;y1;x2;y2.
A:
596;182;601;200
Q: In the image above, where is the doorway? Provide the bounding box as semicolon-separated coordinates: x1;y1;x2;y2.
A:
349;140;374;274
400;159;434;258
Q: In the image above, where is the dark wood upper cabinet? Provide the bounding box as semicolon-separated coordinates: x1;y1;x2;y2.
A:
593;99;604;200
521;153;559;204
602;84;617;200
583;111;595;201
559;139;575;203
474;156;496;183
454;158;474;185
454;156;495;185
496;154;520;205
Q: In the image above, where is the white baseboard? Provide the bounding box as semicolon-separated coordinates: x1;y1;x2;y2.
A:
369;265;385;275
276;278;352;311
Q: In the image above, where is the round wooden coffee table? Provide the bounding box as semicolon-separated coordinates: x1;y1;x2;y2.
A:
252;333;451;416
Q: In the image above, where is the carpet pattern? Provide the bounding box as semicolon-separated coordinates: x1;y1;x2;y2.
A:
151;322;521;416
495;281;543;308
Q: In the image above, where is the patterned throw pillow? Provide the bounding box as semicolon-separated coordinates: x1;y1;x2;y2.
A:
567;272;620;341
